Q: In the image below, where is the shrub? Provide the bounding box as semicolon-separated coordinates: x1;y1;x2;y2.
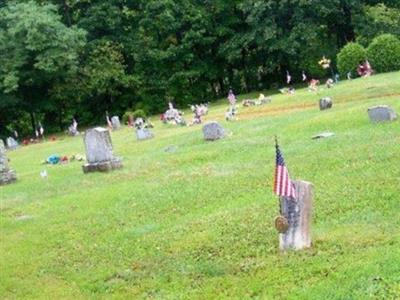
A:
367;34;400;73
337;43;367;76
132;109;146;120
122;111;133;124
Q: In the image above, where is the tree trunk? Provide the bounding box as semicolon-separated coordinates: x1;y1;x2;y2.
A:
29;111;36;136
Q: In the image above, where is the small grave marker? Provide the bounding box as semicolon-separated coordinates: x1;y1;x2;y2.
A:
319;97;333;111
203;122;225;141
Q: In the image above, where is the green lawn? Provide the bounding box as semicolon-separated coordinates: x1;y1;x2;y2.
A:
1;72;400;299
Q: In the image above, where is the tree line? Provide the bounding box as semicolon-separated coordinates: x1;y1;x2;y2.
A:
0;0;399;138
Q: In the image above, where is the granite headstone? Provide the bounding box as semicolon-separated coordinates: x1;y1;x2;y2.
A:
319;97;333;110
203;121;225;141
111;116;121;130
6;137;18;150
82;127;123;173
0;139;17;185
368;105;397;122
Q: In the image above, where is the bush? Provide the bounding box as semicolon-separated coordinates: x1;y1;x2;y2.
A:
132;109;147;120
367;34;400;73
122;111;133;124
337;43;367;76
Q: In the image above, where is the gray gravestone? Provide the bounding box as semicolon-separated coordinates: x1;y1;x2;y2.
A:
368;105;397;122
278;180;313;251
319;97;333;110
136;128;154;141
111;116;121;130
0;140;17;185
6;137;18;150
82;127;123;173
203;121;225;141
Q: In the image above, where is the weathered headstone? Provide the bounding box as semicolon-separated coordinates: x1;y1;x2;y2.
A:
319;97;333;111
203;121;225;141
6;137;18;150
367;105;397;122
136;128;154;141
82;127;123;173
111;116;121;130
277;180;313;251
0;140;17;185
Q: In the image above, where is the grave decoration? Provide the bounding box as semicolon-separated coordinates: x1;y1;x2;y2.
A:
225;89;238;121
189;104;208;126
68;118;79;136
242;94;272;107
357;60;373;77
162;102;186;126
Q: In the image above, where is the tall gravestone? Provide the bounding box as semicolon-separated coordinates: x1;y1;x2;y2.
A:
111;116;121;130
82;127;123;173
276;180;313;251
368;105;397;122
0;139;17;185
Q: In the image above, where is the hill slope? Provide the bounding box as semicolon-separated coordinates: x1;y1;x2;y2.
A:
1;72;400;299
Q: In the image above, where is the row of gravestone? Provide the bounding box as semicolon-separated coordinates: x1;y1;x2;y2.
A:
1;103;397;183
319;97;397;122
81;122;224;173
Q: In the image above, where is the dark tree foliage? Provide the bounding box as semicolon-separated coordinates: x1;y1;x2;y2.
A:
0;0;397;138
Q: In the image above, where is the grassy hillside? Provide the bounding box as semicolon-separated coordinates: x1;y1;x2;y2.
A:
1;72;400;299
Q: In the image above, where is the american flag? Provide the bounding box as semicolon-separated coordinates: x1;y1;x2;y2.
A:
274;140;296;199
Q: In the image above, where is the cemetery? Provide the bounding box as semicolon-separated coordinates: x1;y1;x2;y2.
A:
1;0;400;298
1;72;399;298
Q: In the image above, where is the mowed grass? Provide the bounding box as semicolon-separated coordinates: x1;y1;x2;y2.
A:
1;72;400;299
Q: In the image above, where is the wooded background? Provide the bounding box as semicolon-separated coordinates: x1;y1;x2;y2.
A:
1;0;399;137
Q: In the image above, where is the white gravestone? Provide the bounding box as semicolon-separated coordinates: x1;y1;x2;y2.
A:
82;127;123;173
6;137;18;150
0;140;17;185
111;116;121;130
368;105;397;122
277;180;313;251
136;128;154;141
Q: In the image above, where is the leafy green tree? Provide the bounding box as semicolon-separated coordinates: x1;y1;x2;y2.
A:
0;1;86;133
354;4;400;46
367;34;400;72
337;42;367;75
